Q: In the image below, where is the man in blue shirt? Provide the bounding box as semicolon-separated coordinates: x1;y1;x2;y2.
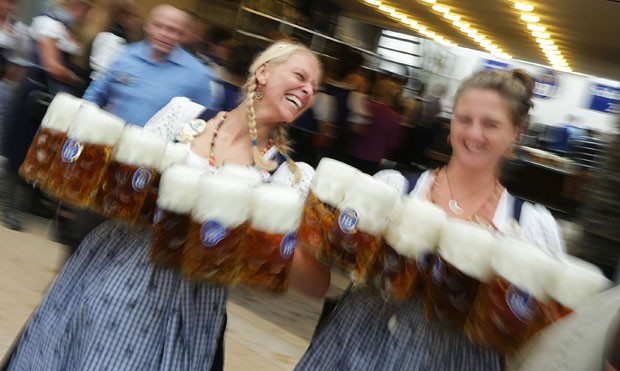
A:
83;4;213;126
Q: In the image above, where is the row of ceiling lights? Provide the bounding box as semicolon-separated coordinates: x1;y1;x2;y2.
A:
361;0;573;73
418;0;512;59
512;2;572;72
362;0;458;48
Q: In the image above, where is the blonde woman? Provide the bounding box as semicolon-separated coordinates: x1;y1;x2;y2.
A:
5;40;324;371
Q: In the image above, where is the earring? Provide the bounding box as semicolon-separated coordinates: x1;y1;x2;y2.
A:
256;85;263;100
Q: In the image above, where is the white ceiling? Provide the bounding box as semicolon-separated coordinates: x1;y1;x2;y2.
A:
337;0;620;81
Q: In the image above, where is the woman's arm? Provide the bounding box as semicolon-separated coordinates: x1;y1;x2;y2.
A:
37;37;83;87
290;247;331;298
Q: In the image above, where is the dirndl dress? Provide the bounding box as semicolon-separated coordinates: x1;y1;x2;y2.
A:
295;286;500;371
7;220;228;370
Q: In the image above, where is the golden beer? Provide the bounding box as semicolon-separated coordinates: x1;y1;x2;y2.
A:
91;126;167;223
322;172;399;279
137;142;189;226
464;238;559;354
424;219;495;326
239;184;304;293
151;164;204;268
297;158;357;255
46;104;125;207
371;197;447;301
20;93;83;187
182;173;255;286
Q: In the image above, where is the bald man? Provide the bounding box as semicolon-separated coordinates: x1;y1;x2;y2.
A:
83;4;214;126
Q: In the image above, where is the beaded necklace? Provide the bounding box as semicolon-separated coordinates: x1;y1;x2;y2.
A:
429;167;504;227
208;112;275;167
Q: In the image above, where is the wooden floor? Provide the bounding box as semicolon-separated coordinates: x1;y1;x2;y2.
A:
0;214;348;370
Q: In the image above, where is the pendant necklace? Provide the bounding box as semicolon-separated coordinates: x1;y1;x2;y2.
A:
444;167;493;215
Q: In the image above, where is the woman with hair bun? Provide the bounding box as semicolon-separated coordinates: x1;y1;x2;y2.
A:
295;69;566;370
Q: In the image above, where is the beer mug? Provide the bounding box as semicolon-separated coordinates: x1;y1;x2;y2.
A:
46;104;125;208
19;93;83;188
151;164;204;268
464;238;559;354
137;142;189;226
545;255;610;321
218;162;264;183
182;173;256;286
324;171;400;279
424;219;495;326
297;158;358;256
91;126;167;223
369;196;447;301
239;184;304;293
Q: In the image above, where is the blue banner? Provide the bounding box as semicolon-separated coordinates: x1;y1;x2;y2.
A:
482;59;509;71
588;83;620;113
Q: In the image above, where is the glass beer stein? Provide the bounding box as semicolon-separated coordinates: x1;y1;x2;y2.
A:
137;142;189;226
91;126;167;223
369;196;447;301
324;171;400;280
544;254;610;322
46;103;125;208
424;219;495;327
296;158;358;257
182;173;256;286
19;93;83;188
151;164;204;268
239;184;304;293
464;238;560;354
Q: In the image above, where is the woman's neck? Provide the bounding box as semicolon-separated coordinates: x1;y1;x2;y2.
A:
445;160;498;192
227;105;272;146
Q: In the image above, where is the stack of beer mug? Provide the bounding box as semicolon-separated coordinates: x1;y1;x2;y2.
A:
368;196;447;301
19;93;83;190
297;158;400;281
45;102;126;208
151;163;205;268
182;166;262;286
136;142;188;226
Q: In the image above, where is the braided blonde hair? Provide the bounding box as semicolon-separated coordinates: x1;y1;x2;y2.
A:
242;40;320;182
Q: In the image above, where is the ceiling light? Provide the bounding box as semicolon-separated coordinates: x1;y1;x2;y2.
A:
531;31;550;39
444;13;460;21
421;0;436;3
378;4;394;13
431;4;450;13
527;24;546;32
364;0;381;5
453;21;467;28
514;2;534;12
541;44;558;51
536;38;554;45
520;14;540;23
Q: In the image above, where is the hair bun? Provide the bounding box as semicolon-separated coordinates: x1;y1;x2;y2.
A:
509;69;535;99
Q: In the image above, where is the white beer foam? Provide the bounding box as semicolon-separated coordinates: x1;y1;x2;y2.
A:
113;126;167;168
158;142;189;172
250;184;304;234
491;238;560;301
438;219;495;282
68;104;125;146
192;174;253;228
385;196;447;258
41;93;83;132
339;172;400;235
311;158;357;207
217;163;263;185
548;255;611;309
157;164;205;213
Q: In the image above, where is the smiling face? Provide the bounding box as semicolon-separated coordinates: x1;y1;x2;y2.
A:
143;5;186;58
450;88;518;171
255;52;320;124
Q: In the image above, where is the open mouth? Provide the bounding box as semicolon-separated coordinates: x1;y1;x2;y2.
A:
285;95;302;110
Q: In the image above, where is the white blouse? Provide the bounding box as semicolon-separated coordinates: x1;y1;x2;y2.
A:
29;15;80;56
